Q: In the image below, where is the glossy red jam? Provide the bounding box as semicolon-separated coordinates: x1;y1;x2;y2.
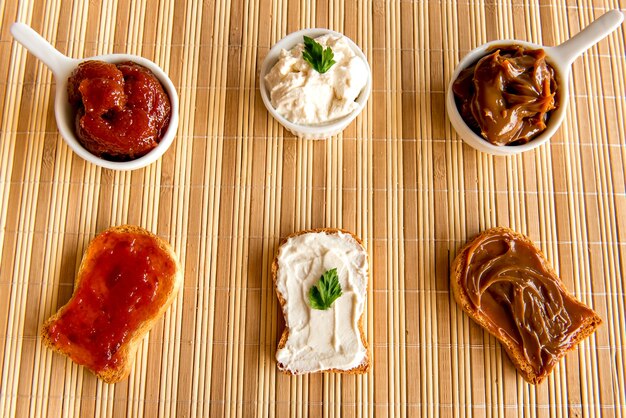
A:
45;230;176;371
68;60;171;161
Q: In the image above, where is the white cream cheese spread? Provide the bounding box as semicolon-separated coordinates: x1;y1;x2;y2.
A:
264;34;368;125
275;231;368;374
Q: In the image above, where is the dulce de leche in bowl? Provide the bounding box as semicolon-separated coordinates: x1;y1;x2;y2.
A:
452;45;558;146
451;227;602;384
446;11;624;155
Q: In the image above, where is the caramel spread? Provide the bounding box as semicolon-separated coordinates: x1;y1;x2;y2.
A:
453;45;557;146
461;232;596;376
45;230;177;371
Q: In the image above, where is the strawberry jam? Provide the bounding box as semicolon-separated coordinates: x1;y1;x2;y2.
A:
45;230;177;372
68;60;171;161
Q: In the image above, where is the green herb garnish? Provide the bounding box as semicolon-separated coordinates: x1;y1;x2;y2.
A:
302;36;336;74
309;268;343;310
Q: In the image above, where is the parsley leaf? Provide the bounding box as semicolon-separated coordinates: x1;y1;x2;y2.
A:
309;268;343;310
302;36;336;74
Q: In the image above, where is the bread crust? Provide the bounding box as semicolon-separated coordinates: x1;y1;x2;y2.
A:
41;225;183;384
273;228;370;375
451;227;602;384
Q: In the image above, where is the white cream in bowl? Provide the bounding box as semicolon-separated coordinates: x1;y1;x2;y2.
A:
260;28;371;140
265;34;368;125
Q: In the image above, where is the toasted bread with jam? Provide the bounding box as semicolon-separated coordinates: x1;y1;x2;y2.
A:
42;225;182;383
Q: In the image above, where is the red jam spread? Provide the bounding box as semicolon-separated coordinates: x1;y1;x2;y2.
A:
45;230;176;371
68;60;171;161
461;232;598;377
452;45;558;146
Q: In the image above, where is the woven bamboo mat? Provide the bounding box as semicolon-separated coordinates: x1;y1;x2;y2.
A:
0;0;625;416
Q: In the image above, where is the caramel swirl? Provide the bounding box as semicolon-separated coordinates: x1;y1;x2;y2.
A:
462;233;593;374
452;45;557;146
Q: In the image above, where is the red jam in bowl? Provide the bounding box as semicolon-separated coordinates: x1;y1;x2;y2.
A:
68;60;171;161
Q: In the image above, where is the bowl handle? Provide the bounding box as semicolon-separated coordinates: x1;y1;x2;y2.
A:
550;10;624;67
10;22;76;79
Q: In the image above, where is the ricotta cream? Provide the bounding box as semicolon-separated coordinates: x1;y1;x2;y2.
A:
264;34;368;125
275;231;368;374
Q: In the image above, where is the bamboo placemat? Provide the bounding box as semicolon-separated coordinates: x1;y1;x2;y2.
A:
1;0;625;416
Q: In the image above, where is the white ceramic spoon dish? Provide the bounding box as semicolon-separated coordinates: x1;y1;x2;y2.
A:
10;22;179;170
260;28;371;139
446;10;624;156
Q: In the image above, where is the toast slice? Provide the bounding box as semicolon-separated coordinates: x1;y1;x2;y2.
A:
42;225;182;383
273;228;370;375
451;227;602;384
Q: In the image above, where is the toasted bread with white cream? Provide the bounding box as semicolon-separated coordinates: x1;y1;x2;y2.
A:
273;228;370;375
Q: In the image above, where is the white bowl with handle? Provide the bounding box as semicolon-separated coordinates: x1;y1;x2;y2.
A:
10;22;179;170
446;10;624;156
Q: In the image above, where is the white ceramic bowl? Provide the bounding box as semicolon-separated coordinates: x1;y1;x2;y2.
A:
446;10;623;156
11;23;179;170
260;28;371;139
